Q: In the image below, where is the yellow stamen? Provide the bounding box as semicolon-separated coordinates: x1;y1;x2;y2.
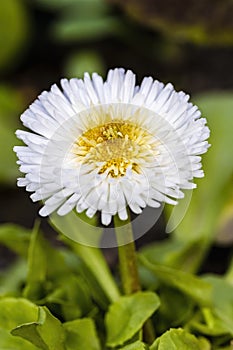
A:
74;121;157;178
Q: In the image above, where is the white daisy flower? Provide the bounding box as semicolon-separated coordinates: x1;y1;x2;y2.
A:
14;68;210;226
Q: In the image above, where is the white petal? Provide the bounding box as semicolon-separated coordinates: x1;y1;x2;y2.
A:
101;211;112;226
14;67;210;227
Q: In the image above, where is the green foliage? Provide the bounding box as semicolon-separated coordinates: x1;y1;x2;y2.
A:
0;86;25;185
37;0;120;42
0;297;38;330
139;256;211;306
54;16;120;42
105;291;160;347
0;298;39;350
150;328;210;350
151;286;194;334
65;50;105;78
189;275;233;337
11;306;66;350
51;211;120;303
0;223;31;257
112;0;233;46
0;218;232;349
64;318;101;350
138;255;233;348
0;226;103;349
0;328;38;350
120;340;146;349
0;259;27;297
0;0;29;71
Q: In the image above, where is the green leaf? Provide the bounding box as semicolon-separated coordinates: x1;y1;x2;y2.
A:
65;50;105;78
0;85;23;120
50;211;102;248
106;291;160;347
139;238;204;273
225;256;233;285
215;185;233;245
42;275;94;321
23;220;109;314
23;225;49;300
51;212;120;303
139;255;211;306
0;0;29;70
0;328;38;350
12;306;65;350
60;276;94;320
60;247;110;310
0;259;27;296
0;224;31;257
0;297;38;330
150;328;208;350
53;17;120;42
189;308;231;337
197;275;233;336
23;224;73;301
0;122;20;184
64;318;101;350
0;297;38;349
0;85;24;185
120;340;146;349
153;286;194;334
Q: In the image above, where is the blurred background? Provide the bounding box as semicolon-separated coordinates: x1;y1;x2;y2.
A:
0;0;233;272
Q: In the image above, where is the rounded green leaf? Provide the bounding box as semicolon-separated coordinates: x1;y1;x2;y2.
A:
64;318;101;350
11;306;65;350
106;291;160;347
120;340;146;349
0;328;38;350
201;275;233;336
150;328;206;350
0;297;38;331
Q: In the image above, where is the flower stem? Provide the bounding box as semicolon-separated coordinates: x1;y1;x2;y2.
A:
114;214;141;294
114;214;155;343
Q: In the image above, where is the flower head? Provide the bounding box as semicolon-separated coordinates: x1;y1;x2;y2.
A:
14;68;210;225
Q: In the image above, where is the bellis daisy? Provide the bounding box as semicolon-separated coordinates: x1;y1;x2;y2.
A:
14;68;210;226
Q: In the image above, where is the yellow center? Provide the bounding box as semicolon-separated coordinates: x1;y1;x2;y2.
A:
73;121;156;177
